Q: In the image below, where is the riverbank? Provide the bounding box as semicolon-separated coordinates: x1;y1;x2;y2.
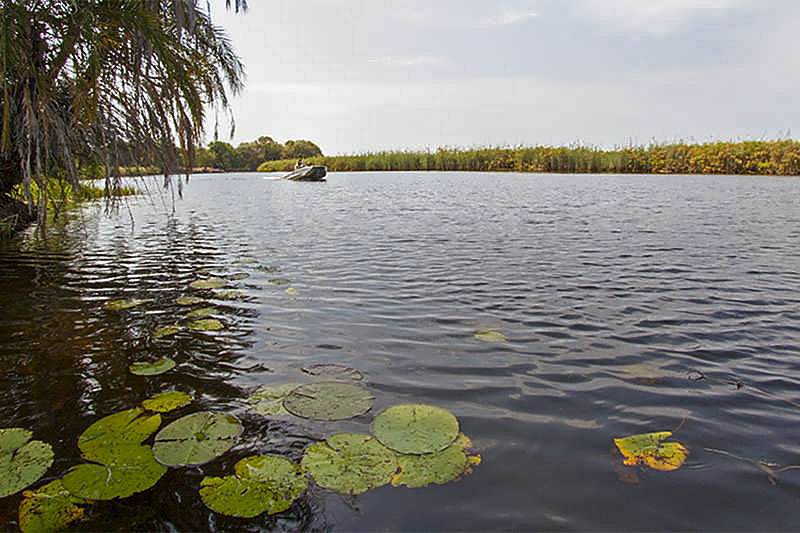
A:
256;140;800;176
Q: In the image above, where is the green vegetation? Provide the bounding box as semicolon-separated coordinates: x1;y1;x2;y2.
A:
195;136;323;171
257;140;800;176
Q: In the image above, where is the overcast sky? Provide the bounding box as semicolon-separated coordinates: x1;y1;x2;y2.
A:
210;0;800;154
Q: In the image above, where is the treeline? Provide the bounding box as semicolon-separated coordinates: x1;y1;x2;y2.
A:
256;140;800;176
196;137;322;171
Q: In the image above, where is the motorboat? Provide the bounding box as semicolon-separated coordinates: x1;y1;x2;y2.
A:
283;165;327;181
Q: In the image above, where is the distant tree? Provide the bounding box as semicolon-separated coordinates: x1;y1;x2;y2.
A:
208;141;238;170
283;140;323;160
234;136;284;170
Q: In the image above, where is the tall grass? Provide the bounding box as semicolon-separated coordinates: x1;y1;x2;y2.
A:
257;140;800;176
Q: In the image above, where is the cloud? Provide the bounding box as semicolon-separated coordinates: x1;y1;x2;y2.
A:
483;9;539;26
367;55;445;67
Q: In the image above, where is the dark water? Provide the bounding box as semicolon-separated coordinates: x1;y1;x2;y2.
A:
2;172;800;531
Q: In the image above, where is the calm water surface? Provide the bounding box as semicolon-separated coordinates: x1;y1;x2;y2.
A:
1;172;800;531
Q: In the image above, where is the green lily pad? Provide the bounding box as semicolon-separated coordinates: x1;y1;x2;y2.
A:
474;329;507;343
200;455;307;518
301;433;397;495
190;278;227;290
153;325;181;339
186;307;219;319
248;383;302;416
104;298;148;311
301;363;363;382
371;404;460;454
62;444;166;500
187;319;224;332
18;480;89;533
256;265;281;273
212;289;246;300
268;278;291;286
614;431;689;472
228;272;250;281
285;287;298;296
391;434;481;488
129;357;176;376
77;408;161;459
0;428;54;498
234;258;258;266
153;412;243;467
176;296;204;306
283;382;374;421
142;391;193;413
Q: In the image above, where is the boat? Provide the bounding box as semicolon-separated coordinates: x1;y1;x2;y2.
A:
283;165;327;182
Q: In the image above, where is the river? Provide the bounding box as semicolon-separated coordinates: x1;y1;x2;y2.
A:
1;171;799;531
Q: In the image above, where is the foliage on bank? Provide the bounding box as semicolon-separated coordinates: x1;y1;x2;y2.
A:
197;137;323;171
256;140;800;176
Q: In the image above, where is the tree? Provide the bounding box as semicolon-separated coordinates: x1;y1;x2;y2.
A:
208;141;238;170
0;0;245;224
283;140;323;160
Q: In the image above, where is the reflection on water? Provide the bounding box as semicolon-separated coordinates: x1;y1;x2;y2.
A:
1;172;800;531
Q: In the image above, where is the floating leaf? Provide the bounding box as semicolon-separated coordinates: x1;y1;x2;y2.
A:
302;433;397;495
186;307;219;319
175;296;204;306
248;383;302;416
187;319;224;332
142;391;192;413
153;412;242;467
256;265;281;273
283;382;373;421
212;289;246;300
104;298;148;311
371;404;459;454
77;408;161;459
62;444;166;500
228;272;250;281
614;431;689;472
268;278;291;286
285;287;298;296
474;329;507;343
153;325;181;339
391;434;480;488
301;363;363;382
200;455;307;518
233;258;258;266
129;357;176;376
190;278;227;290
18;480;89;533
0;428;54;498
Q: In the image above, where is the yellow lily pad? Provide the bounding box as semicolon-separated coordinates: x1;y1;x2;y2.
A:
614;431;688;472
474;329;507;343
190;278;227;290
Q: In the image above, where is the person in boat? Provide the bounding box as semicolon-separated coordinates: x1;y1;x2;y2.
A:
295;158;304;170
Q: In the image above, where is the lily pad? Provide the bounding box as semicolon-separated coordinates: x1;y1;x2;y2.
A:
18;480;89;533
228;272;250;281
62;444;166;500
186;307;219;319
129;357;176;376
371;404;460;454
77;408;161;459
153;325;181;339
190;278;227;290
283;382;374;421
269;278;291;286
285;287;298;296
175;296;204;306
614;431;689;472
0;428;54;498
153;412;243;467
301;433;397;495
256;265;281;273
391;434;481;488
474;329;507;343
104;298;148;311
212;289;246;300
248;383;302;416
142;391;193;413
200;455;307;518
301;363;363;382
187;318;224;332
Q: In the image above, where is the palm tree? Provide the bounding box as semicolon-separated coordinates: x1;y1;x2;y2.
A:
0;0;245;225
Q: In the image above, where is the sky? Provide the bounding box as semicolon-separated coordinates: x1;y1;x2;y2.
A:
209;0;800;154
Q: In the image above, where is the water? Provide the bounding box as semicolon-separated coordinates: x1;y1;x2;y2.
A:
1;172;800;531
